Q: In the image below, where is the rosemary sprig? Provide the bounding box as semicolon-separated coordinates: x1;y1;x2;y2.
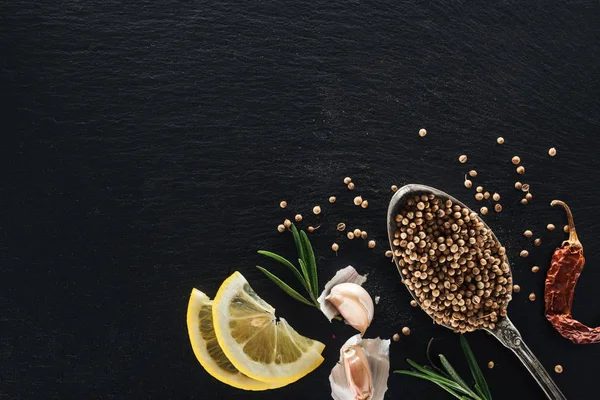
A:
394;336;492;400
257;223;321;308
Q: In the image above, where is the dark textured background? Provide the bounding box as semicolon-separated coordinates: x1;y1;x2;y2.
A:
2;1;600;399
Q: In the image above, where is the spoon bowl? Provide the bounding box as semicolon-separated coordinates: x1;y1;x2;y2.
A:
387;184;566;400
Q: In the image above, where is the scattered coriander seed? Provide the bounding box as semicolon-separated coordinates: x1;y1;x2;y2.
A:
361;200;369;209
549;147;557;157
391;185;398;192
277;224;286;233
410;300;418;307
484;191;491;200
347;232;355;240
554;365;563;374
280;201;288;208
313;205;321;215
329;196;337;204
476;186;483;193
529;293;536;301
354;196;363;206
344;177;352;184
307;226;315;232
512;156;521;165
534;238;542;246
385;250;393;258
532;266;540;273
515;182;523;190
516;166;525;175
459;155;468;163
354;228;362;237
464;178;473;189
513;284;521;293
469;170;478;177
419;128;427;137
497;137;504;144
337;222;346;231
368;240;376;249
521;198;528;205
493;192;501;201
494;204;503;213
284;219;292;229
563;225;569;233
331;243;339;253
525;193;532;201
401;327;411;336
392;333;401;342
347;182;355;190
488;361;495;369
475;193;484;201
360;231;368;239
547;224;556;231
524;230;533;238
522;183;530;192
295;214;303;222
480;207;489;215
520;250;529;258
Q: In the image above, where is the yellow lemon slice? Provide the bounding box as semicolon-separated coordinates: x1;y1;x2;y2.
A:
212;271;325;384
186;289;286;390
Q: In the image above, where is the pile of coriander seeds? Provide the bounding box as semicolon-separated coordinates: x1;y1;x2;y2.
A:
392;193;513;333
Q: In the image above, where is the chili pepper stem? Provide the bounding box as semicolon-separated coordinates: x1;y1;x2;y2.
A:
551;200;581;248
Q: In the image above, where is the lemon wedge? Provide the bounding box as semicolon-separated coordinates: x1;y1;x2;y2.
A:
186;289;286;390
212;271;325;384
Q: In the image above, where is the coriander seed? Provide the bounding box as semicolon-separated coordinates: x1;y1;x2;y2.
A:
313;205;321;215
534;238;542;246
493;192;500;201
410;300;418;307
392;333;400;342
516;166;525;175
344;177;352;184
520;250;529;258
347;182;355;190
331;243;339;253
391;185;398;192
475;193;484;201
368;240;376;249
402;327;411;336
469;170;477;177
554;365;563;374
512;156;521;165
419;128;427;137
549;147;557;157
525;193;532;201
464;178;473;189
385;250;392;258
488;361;495;369
337;222;346;231
354;228;361;237
347;232;355;240
497;137;504;144
354;196;363;206
480;206;488;215
563;225;569;233
494;204;502;213
361;200;369;209
532;266;540;273
529;293;536;301
513;284;521;293
524;230;533;238
280;201;288;208
329;196;337;204
284;219;292;229
547;224;555;231
459;155;468;163
515;182;523;190
476;186;483;193
522;183;530;192
277;224;286;233
307;226;315;232
484;191;491;199
294;214;302;222
521;198;528;205
360;231;368;239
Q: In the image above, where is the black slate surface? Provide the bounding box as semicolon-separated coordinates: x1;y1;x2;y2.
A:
2;1;600;399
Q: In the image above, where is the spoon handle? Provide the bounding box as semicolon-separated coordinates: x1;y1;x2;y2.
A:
489;318;567;400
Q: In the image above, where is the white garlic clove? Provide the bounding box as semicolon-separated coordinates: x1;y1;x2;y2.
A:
318;266;368;321
330;334;390;400
343;344;373;400
326;283;374;335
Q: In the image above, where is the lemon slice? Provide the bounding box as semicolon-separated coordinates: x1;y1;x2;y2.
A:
186;289;286;390
212;271;325;384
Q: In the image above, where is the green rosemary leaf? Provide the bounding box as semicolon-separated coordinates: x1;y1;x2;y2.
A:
297;258;313;298
256;266;316;307
439;354;474;395
290;224;306;266
299;230;318;298
394;371;472;400
460;335;492;400
257;250;307;289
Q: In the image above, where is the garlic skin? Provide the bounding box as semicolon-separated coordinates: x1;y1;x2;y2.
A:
318;266;368;321
330;335;390;400
326;283;374;335
343;344;373;400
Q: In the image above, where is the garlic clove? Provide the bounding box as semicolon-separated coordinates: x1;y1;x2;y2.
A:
318;266;368;321
330;334;390;400
326;283;374;335
343;344;373;400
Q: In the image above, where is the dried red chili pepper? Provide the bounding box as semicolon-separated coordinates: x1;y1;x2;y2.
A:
545;200;600;344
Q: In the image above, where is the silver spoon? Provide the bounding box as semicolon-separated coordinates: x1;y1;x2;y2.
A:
387;184;566;400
